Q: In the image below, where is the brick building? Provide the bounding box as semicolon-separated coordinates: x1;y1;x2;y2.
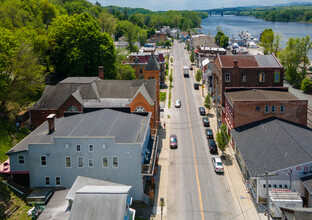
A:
224;89;308;129
150;31;166;43
30;77;159;130
212;54;284;106
126;52;165;84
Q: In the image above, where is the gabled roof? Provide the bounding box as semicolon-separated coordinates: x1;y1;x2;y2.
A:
127;52;165;64
231;118;312;177
7;109;151;154
217;54;283;68
133;84;154;105
31;79;156;110
145;53;160;71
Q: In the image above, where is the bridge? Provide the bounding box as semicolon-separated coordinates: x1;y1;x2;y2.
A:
206;8;241;16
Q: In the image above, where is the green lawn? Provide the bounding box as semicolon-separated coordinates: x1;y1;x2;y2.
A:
159;92;167;102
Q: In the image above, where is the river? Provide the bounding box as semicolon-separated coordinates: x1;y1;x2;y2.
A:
201;15;312;48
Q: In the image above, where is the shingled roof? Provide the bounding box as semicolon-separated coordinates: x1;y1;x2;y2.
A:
145;53;160;71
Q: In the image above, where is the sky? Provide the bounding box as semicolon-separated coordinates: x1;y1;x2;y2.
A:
91;0;312;11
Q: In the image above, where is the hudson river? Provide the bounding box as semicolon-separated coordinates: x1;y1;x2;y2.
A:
201;15;312;47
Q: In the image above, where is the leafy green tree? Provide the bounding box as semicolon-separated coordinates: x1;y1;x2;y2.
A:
39;0;57;29
219;35;229;49
138;29;147;46
129;13;145;27
170;57;173;63
260;28;274;54
204;93;212;110
216;124;230;156
147;27;155;38
116;20;139;52
190;49;194;63
0;27;45;118
49;13;116;79
297;36;312;79
98;11;117;35
301;78;312;93
195;69;202;82
165;40;171;47
273;33;281;55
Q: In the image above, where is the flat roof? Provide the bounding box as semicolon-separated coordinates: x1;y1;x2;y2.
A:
225;89;298;103
218;54;282;68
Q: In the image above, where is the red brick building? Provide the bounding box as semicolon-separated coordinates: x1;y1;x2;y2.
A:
212;54;284;106
126;52;165;84
224;89;308;129
150;32;166;43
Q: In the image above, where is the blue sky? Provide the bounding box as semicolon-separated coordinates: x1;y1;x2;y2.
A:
90;0;312;11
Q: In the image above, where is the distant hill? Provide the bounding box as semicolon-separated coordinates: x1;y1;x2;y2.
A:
273;2;312;7
106;5;153;15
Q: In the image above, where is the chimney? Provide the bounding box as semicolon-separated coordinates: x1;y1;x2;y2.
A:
98;66;104;80
233;59;238;68
47;114;56;134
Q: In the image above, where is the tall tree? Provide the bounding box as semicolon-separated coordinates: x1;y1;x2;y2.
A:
48;13;116;79
216;124;230;156
117;20;139;52
98;11;117;35
39;0;57;29
195;69;202;82
260;28;274;54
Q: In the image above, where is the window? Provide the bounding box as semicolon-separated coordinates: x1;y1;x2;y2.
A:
41;156;47;166
55;177;61;186
225;73;230;82
285;185;288;189
274;71;280;83
45;177;50;186
256;106;260;112
89;159;93;168
265;106;269;113
263;184;266;188
274;184;277;188
272;106;276;113
113;157;118;168
18;155;25;164
78;157;83;168
268;184;271;188
280;105;285;113
259;72;265;82
135;106;146;112
89;144;94;152
103;157;108;168
279;184;282;188
66;105;78;112
76;145;81;152
241;73;246;83
65;157;71;168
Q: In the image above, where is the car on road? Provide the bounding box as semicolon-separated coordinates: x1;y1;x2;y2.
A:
189;65;193;70
175;100;181;108
205;129;214;140
193;83;199;90
208;139;218;154
212;156;224;173
202;117;210;127
170;134;178;149
199;107;206;115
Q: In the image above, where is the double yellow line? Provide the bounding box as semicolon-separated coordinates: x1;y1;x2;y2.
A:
178;43;205;220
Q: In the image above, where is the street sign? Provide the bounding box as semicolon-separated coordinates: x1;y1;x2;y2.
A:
202;85;205;89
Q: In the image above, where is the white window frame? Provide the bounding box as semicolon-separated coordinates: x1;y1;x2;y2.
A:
77;157;84;168
241;73;246;83
45;176;50;186
256;106;260;112
225;73;230;83
259;72;265;82
135;106;146;112
280;105;285;113
88;159;94;168
265;106;269;113
112;156;119;168
76;144;81;152
272;106;276;113
18;155;25;165
102;156;108;168
89;144;94;152
55;176;61;186
65;157;71;168
40;155;47;166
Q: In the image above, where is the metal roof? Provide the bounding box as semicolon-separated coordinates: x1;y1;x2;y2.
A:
300;175;312;194
145;53;160;71
7;109;150;154
231;118;312;177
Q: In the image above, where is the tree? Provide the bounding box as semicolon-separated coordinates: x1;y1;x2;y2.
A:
169;72;173;86
273;32;281;55
216;124;230;156
39;0;56;29
204;93;212;110
0;28;45;118
195;69;202;82
219;35;229;49
301;78;312;93
98;11;117;35
190;49;194;63
129;13;145;27
297;36;312;79
116;20;140;52
164;40;171;48
260;28;274;54
48;13;116;79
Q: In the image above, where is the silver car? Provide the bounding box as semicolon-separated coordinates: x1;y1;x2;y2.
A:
175;100;181;108
212;156;224;173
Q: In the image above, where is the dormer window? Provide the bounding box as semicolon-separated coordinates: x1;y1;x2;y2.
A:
241;73;246;83
135;57;139;63
67;105;78;112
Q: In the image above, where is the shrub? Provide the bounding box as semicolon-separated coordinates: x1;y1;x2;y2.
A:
301;78;312;93
159;92;166;101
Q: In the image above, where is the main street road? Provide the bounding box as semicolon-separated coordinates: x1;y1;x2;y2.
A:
166;41;245;220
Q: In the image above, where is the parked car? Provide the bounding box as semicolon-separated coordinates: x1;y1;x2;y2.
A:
193;83;199;90
189;65;193;70
175;100;181;108
212;156;224;173
205;129;214;140
202;117;210;127
199;107;205;115
208;139;218;154
170;134;178;149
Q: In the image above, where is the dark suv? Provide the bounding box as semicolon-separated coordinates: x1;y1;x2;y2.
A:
208;139;218;154
199;107;206;115
193;83;199;90
205;129;214;140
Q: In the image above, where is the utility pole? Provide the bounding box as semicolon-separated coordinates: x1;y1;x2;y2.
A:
255;171;278;220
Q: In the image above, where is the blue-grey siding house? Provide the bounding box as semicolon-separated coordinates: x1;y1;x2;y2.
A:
6;109;158;200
